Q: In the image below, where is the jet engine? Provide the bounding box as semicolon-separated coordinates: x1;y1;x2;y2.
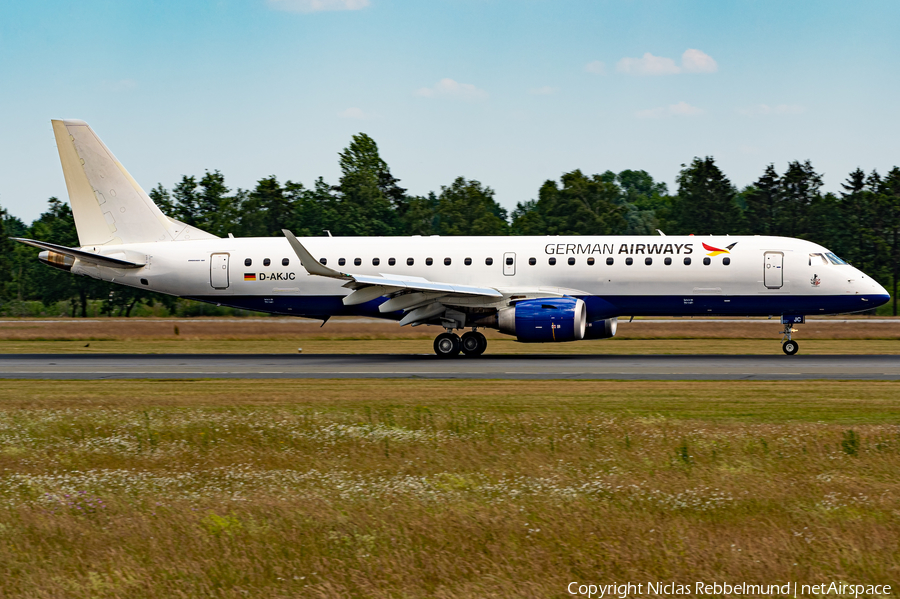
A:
496;297;587;342
584;317;618;339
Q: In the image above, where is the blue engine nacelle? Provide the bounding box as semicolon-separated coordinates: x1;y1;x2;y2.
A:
497;297;587;342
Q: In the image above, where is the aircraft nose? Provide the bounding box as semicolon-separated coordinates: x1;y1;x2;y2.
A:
868;278;890;306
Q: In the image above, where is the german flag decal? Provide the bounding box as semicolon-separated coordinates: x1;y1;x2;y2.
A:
244;273;256;281
703;242;737;256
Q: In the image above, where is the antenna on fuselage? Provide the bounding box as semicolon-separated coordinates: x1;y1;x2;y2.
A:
324;230;333;237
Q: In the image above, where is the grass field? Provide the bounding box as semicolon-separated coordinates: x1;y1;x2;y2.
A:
0;317;898;354
1;379;898;598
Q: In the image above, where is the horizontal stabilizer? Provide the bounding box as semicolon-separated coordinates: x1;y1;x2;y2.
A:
12;238;145;269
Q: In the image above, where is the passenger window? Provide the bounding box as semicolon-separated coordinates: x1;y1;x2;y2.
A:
372;258;380;266
625;257;633;266
529;257;536;266
568;257;576;266
388;258;396;266
407;258;414;266
587;257;595;265
485;257;493;266
338;258;346;266
606;257;614;266
703;257;711;266
426;257;433;266
465;258;472;266
723;257;731;266
244;258;252;267
664;257;672;265
282;258;290;266
506;257;514;265
263;258;271;267
444;257;451;266
549;257;556;266
684;257;691;265
319;258;326;265
354;258;361;266
645;257;652;265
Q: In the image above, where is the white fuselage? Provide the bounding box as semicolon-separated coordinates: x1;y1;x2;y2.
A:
70;234;888;321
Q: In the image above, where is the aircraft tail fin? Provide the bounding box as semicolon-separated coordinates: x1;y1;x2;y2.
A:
51;119;217;246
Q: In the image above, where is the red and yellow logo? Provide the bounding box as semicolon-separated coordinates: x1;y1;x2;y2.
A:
243;273;256;281
702;242;737;257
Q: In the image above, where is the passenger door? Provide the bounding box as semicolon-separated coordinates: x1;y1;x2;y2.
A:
764;251;783;289
503;252;516;276
210;253;230;289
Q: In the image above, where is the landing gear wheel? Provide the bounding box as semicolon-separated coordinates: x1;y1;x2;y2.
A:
782;340;799;355
460;331;487;357
434;332;461;358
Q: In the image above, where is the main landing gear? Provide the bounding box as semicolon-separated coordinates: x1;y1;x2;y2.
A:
433;330;487;358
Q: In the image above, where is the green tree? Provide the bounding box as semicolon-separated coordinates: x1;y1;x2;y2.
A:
511;170;625;235
777;160;823;239
333;133;406;236
880;167;900;315
0;207;15;301
673;157;742;234
196;170;234;236
434;178;508;236
26;198;105;317
171;176;202;227
149;184;175;216
403;193;439;236
241;176;295;237
743;165;782;235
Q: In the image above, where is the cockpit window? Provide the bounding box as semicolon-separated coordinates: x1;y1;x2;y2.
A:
825;252;848;265
809;253;828;266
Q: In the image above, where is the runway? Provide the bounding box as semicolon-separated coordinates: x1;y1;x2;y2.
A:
2;353;900;380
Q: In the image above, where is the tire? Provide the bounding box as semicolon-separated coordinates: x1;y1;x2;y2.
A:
434;332;461;358
782;340;799;355
461;331;487;357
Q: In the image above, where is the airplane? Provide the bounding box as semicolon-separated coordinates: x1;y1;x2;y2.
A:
13;120;891;357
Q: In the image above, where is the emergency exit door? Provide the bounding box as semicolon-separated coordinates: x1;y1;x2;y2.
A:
764;252;783;289
210;253;230;289
503;252;516;276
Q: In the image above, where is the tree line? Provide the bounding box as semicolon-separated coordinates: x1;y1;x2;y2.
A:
1;132;899;316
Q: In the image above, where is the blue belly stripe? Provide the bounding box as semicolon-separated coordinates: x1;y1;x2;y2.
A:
184;293;890;320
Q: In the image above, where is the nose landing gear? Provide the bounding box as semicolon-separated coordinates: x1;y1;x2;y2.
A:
780;315;804;355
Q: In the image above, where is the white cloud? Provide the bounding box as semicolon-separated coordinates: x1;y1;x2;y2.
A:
266;0;369;13
528;86;557;95
737;104;806;116
338;107;368;119
584;60;606;75
415;78;488;101
635;101;704;119
617;53;680;75
681;49;718;73
616;49;717;75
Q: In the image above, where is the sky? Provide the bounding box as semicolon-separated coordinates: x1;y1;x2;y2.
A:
1;0;899;223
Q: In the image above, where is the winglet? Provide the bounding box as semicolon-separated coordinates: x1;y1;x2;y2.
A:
282;229;349;280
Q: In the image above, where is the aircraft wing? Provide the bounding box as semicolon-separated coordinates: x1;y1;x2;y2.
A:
283;230;503;303
283;230;587;326
12;238;146;269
